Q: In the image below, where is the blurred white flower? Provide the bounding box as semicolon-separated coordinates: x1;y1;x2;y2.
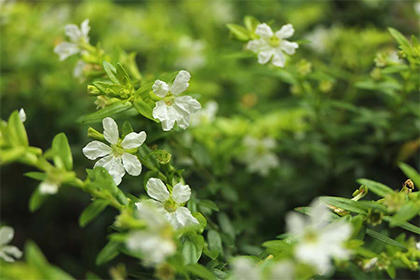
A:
39;180;59;194
83;117;146;185
73;60;87;82
127;201;176;266
137;178;199;229
152;71;201;131
230;258;295;280
175;36;206;70
286;199;352;274
54;19;90;61
415;2;420;16
242;137;279;176
305;26;330;54
18;108;26;123
416;241;420;251
247;23;298;67
0;226;22;263
191;100;218;127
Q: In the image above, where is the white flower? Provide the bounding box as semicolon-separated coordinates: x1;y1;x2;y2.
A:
152;71;201;131
415;2;420;16
230;258;295;280
305;26;330;54
18;108;26;123
0;226;22;262
54;19;90;61
83;117;146;185
127;201;176;266
175;36;206;70
136;178;199;229
286;199;352;274
416;241;420;251
39;180;59;194
191;100;218;127
242;137;279;176
247;23;298;67
73;60;87;82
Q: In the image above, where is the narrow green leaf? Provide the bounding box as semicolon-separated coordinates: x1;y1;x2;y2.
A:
398;162;420;188
200;200;219;211
52;133;73;171
29;189;47;212
388;202;419;226
182;234;204;264
185;263;216;280
132;98;157;122
25;172;47;181
103;61;119;84
78;102;133;123
383;216;420;235
357;179;394;197
319;196;367;214
366;228;407;250
218;213;236;241
88;167;118;196
8;110;28;147
207;230;223;256
388;28;412;53
96;240;120;266
79;200;109;228
226;24;250;41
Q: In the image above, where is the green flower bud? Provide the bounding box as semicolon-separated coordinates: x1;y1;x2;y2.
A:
87;85;101;96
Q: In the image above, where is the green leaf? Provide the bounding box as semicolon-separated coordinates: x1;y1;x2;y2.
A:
398;162;420;188
25;172;47;181
103;61;119;84
185;263;216;280
29;189;47;212
319;196;367;214
78;102;133;123
87;167;118;196
365;228;407;250
262;240;290;250
357;179;394;197
8;110;28;147
218;213;236;241
121;121;134;138
388;28;412;54
207;230;223;256
79;199;109;228
132;98;157;122
387;202;419;226
25;241;49;271
182;234;204;264
52;133;73;171
96;240;120;266
383;216;420;235
226;24;250;41
116;63;133;88
200;200;219;211
243;16;260;32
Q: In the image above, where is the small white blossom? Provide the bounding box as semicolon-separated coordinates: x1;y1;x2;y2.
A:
39;180;59;194
54;19;90;61
305;26;330;54
363;257;378;271
136;178;199;229
191;100;218;127
247;23;298;67
286;199;352;274
83;117;146;185
230;258;295;280
416;241;420;251
127;201;176;266
242;137;279;176
73;60;87;82
175;36;206;70
415;2;420;16
0;226;22;263
152;71;201;131
18;108;26;123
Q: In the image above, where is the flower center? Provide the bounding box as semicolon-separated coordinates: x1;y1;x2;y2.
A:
164;95;176;106
268;36;281;48
303;230;319;243
164;199;178;213
111;144;125;157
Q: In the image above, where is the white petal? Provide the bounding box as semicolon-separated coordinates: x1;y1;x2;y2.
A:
54;42;79;61
82;141;112;160
295;242;330;274
275;24;295;39
270;260;295;280
135;201;167;229
271;51;286;67
122;153;142;176
39;181;58;194
174;207;198;228
231;258;260;280
170;70;191;95
95;155;125;185
153;101;176;131
152;80;169;98
246;39;268;53
280;40;299;55
80;19;90;42
172;183;191;204
102;117;119;145
286;212;306;235
0;251;15;262
122;132;147;149
65;23;82;42
309;199;330;228
73;60;86;79
255;23;273;39
146;178;170;202
0;227;14;246
18;108;26;123
257;50;273;65
173;96;202;129
2;246;22;259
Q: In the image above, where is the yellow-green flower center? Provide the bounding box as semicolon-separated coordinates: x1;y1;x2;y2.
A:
303;230;319;243
164;199;178;213
112;144;125;157
164;95;176;106
268;36;281;48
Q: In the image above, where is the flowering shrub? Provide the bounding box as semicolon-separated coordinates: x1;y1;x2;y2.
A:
1;1;419;279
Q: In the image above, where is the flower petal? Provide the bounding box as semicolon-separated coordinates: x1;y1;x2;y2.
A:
80;19;90;42
39;181;59;194
257;50;273;65
0;227;14;246
0;251;14;262
2;246;23;259
122;132;147;149
246;39;268;53
271;51;286;67
18;108;26;123
175;207;199;228
286;212;306;235
280;40;299;55
170;70;191;95
173;96;202;129
95;155;125;185
82;141;112;160
153;100;177;131
54;42;79;61
152;80;170;98
103;117;119;145
275;24;295;39
255;23;273;39
122;153;142;176
172;183;191;204
146;178;170;202
65;23;82;42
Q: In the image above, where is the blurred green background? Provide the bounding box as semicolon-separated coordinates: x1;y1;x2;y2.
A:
1;0;419;278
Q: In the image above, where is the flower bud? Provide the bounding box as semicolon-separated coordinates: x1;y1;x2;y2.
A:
87;85;101;96
87;127;105;141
